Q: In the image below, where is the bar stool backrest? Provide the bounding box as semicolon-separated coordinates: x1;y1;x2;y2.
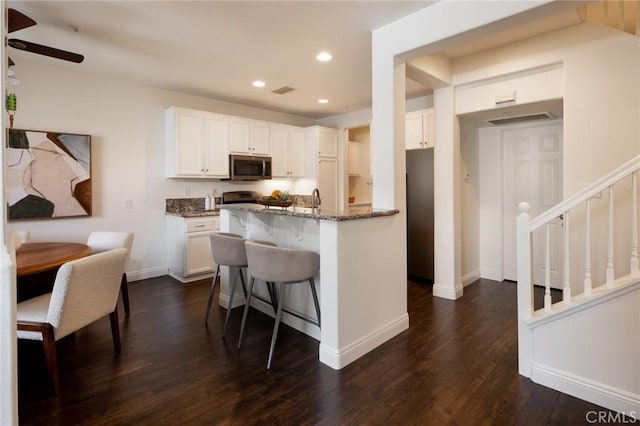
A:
209;232;247;267
244;240;319;284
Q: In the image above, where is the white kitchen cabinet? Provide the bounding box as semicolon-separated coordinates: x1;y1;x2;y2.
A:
317;157;338;212
229;119;270;156
307;126;338;158
167;215;220;283
271;125;306;178
406;108;435;150
166;107;229;178
348;141;361;176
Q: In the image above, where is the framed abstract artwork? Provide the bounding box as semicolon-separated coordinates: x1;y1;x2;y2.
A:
6;129;91;220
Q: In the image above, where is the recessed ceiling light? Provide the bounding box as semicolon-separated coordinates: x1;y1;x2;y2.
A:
316;52;332;62
318;99;329;104
252;80;266;88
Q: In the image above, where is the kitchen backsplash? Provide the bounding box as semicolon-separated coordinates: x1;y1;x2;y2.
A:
166;194;314;214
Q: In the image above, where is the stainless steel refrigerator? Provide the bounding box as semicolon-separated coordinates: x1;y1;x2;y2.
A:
406;149;434;281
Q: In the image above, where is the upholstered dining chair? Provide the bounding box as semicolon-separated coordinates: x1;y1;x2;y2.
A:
16;248;128;394
87;231;134;314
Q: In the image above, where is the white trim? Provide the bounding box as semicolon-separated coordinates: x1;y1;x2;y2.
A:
433;283;464;300
319;313;409;370
462;269;480;287
532;363;640;416
128;267;171;282
480;267;503;282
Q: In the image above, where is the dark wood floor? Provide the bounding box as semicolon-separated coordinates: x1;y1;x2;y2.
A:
17;276;619;425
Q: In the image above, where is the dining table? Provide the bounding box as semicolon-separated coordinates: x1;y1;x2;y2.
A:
16;242;93;277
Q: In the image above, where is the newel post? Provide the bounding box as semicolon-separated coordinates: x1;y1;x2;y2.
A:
516;202;533;377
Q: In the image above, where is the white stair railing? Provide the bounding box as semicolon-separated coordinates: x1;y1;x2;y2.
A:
517;155;640;320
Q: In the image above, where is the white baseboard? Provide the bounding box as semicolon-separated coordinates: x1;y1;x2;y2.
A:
433;283;464;300
319;313;409;370
532;363;640;417
462;269;480;287
480;267;503;282
128;267;171;282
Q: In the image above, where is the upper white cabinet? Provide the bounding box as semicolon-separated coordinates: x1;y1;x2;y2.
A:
308;125;338;158
271;125;306;178
406;108;435;150
348;141;361;176
229;119;270;156
166;107;229;178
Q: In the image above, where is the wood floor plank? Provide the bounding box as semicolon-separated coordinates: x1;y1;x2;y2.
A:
17;276;621;424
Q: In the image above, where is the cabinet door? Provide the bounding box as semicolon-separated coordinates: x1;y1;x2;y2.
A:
423;109;435;148
270;125;289;177
185;232;214;276
348;141;361;176
251;122;271;155
204;115;229;177
287;128;306;178
317;158;338;212
405;111;424;150
229;119;251;154
173;110;205;176
317;128;338;158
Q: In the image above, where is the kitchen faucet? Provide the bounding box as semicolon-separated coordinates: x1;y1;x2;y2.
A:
311;188;321;210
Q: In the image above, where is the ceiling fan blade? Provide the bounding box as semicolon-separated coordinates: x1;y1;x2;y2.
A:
8;8;37;33
8;39;84;64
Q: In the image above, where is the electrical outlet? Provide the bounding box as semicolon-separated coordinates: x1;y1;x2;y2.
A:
125;200;133;209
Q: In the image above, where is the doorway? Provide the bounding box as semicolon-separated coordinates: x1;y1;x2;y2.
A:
502;121;563;287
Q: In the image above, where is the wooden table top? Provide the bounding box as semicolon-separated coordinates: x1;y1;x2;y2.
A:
16;242;93;276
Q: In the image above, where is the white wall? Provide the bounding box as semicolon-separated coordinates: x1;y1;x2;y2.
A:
7;58;316;280
460;121;480;286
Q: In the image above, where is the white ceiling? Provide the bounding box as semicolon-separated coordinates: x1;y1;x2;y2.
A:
7;1;434;119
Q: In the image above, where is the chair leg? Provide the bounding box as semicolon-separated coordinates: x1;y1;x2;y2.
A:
237;277;255;349
120;273;130;315
239;267;248;298
267;283;287;369
204;265;221;323
222;268;241;338
41;323;60;394
267;281;278;314
109;309;121;353
309;277;321;326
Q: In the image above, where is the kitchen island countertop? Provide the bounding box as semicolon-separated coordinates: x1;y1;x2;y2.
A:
218;203;398;221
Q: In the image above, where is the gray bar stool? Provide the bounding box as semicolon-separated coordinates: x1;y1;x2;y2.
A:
205;232;249;337
238;240;321;369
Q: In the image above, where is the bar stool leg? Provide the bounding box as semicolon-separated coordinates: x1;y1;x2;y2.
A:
267;283;288;369
266;281;279;314
222;268;241;338
204;264;221;323
237;277;255;349
309;277;321;326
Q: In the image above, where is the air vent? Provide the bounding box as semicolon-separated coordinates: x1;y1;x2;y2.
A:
272;86;295;95
486;112;555;126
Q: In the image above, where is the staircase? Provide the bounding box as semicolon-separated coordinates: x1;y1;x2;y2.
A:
580;0;640;36
516;156;640;416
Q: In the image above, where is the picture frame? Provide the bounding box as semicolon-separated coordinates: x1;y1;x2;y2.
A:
6;129;91;220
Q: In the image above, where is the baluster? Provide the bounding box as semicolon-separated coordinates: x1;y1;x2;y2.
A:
584;198;593;295
563;210;571;304
544;222;552;311
606;186;615;285
632;172;639;274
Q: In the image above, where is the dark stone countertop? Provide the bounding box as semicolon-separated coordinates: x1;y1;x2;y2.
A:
218;203;399;221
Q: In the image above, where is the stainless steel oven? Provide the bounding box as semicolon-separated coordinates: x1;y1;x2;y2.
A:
228;155;272;181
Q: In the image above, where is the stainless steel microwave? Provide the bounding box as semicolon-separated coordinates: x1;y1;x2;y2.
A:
228;155;272;181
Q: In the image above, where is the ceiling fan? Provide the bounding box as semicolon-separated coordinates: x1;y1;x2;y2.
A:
8;8;84;66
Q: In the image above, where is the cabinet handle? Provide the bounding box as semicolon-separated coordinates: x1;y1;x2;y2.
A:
195;224;205;228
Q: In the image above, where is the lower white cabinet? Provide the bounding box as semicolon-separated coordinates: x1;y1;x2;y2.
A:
167;215;219;283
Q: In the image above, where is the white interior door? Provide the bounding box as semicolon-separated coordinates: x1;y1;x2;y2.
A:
503;122;563;287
